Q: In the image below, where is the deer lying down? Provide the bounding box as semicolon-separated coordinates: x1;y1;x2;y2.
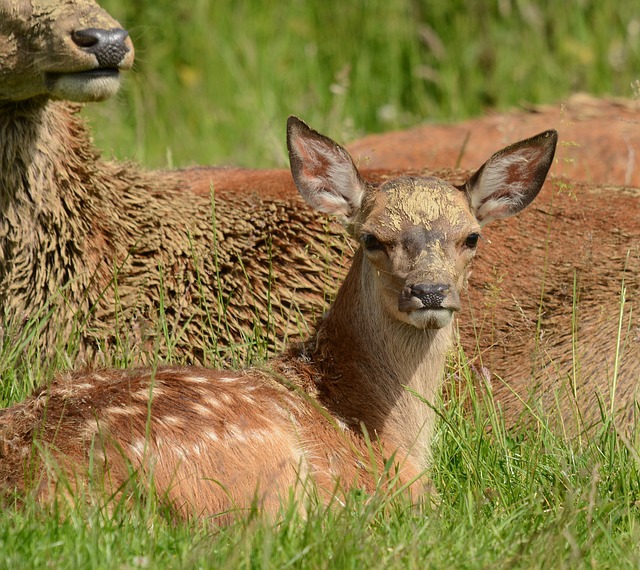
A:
0;118;557;519
0;0;348;364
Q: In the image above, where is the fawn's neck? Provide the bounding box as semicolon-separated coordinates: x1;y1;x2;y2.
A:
308;248;453;468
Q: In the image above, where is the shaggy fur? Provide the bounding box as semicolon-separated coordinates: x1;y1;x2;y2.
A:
0;0;351;364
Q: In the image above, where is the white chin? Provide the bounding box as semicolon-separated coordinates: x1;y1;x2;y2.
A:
49;73;122;102
407;309;454;329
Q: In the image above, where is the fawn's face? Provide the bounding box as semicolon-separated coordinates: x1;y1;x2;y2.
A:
355;177;481;329
0;0;134;102
287;115;557;331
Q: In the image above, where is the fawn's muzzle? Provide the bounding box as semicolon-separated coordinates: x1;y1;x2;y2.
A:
398;283;452;313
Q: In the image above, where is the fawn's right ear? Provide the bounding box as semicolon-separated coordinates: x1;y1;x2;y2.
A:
287;116;367;223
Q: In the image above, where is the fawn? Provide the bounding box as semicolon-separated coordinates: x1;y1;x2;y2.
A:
0;117;557;519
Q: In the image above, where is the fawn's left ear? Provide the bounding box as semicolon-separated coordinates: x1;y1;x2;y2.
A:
459;130;558;226
287;116;367;224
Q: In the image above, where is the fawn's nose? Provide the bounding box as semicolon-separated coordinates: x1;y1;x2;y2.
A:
72;28;131;68
398;283;459;313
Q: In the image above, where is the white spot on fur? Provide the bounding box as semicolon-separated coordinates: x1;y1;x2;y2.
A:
204;430;219;442
161;415;184;427
240;394;256;405
132;386;165;401
335;417;349;432
185;375;210;384
105;406;138;416
290;444;310;485
130;438;146;459
217;376;239;383
92;449;106;462
246;429;269;443
191;403;214;417
219;393;233;405
204;396;222;410
225;424;247;443
80;421;99;440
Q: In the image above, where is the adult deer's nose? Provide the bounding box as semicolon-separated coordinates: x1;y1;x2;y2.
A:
72;28;131;68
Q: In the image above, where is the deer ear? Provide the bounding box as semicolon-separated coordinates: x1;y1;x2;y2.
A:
287;116;367;223
460;130;558;226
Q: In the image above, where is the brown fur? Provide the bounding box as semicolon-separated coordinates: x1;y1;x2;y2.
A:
3;1;638;436
348;93;640;187
461;181;640;433
0;118;555;519
0;0;352;363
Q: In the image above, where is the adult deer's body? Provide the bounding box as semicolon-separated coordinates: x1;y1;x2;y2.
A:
0;118;557;518
0;0;348;363
348;93;640;187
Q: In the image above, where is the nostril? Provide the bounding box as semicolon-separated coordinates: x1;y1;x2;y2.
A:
72;28;131;68
72;29;100;48
410;284;448;309
398;284;449;313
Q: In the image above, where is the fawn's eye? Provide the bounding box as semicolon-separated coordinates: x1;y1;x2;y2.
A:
464;233;480;249
361;233;384;251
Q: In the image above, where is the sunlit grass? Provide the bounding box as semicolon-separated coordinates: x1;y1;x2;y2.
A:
86;0;640;169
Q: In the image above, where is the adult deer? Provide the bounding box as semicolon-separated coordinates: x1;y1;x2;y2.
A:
0;0;342;363
348;93;640;187
0;117;557;518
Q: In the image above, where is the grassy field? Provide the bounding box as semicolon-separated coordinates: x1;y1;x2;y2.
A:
2;1;640;568
86;0;640;169
2;350;640;568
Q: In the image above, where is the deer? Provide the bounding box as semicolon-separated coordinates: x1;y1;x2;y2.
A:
460;177;640;435
348;93;640;187
0;116;557;519
3;0;637;437
0;0;352;365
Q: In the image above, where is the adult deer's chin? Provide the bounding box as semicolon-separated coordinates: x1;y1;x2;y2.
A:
46;69;123;101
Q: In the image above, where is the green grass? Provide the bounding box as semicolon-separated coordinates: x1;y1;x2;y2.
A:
86;0;640;169
2;349;640;568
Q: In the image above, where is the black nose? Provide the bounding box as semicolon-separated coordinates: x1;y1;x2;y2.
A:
72;28;130;68
398;284;449;313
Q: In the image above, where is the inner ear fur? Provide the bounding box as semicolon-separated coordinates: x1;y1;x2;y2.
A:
287;116;367;222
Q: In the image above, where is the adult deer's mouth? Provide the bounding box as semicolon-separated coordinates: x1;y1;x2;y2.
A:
45;68;122;102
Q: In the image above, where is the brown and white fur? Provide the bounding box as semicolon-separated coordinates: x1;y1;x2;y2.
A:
0;117;557;519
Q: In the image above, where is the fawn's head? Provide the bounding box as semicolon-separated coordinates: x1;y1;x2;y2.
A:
287;116;557;330
0;0;134;103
